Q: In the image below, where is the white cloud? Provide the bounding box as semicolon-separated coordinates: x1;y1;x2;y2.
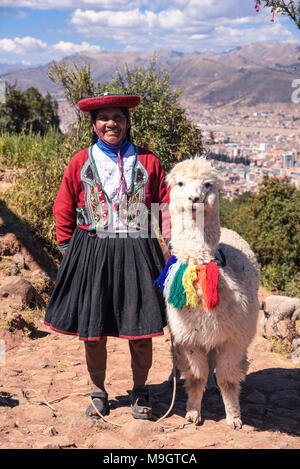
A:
190;34;209;41
0;36;47;54
71;8;152;28
53;40;102;54
214;22;297;48
156;9;185;29
0;36;102;59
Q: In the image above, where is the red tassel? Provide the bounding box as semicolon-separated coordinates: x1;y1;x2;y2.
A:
205;261;219;309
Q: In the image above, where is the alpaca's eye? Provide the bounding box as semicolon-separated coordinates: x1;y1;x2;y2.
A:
204;182;211;189
178;182;184;187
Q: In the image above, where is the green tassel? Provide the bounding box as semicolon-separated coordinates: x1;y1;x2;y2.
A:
168;264;188;310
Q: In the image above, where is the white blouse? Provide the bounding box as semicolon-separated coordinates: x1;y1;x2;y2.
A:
92;143;136;232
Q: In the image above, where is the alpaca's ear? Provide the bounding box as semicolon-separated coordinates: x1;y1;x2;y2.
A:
165;172;175;188
216;173;225;191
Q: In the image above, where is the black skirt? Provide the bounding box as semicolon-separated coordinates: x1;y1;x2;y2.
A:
44;227;167;341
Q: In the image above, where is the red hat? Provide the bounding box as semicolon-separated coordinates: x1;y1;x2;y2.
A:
78;93;140;112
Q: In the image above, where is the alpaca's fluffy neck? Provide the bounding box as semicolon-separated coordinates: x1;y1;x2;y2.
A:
170;202;220;265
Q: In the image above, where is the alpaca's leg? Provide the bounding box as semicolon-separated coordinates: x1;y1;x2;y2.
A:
175;347;209;425
291;308;300;337
291;307;300;324
214;343;249;430
271;314;283;338
185;374;208;425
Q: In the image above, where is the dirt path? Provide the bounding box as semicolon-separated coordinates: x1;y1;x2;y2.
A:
0;310;300;450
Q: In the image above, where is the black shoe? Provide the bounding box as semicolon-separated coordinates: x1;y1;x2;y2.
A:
86;391;109;420
131;387;152;420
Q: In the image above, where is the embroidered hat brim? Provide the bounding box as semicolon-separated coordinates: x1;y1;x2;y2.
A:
78;94;140;112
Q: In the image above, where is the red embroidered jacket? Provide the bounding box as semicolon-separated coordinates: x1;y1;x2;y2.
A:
53;145;171;252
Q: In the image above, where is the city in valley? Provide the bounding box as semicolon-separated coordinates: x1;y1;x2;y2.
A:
196;104;300;199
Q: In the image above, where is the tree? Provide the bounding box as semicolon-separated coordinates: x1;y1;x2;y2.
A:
254;1;300;30
0;85;29;134
23;87;60;134
48;59;94;134
0;84;60;135
48;56;203;172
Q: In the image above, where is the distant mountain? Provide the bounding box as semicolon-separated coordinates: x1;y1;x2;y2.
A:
0;50;198;98
1;42;300;121
169;42;300;111
216;42;300;68
0;62;31;76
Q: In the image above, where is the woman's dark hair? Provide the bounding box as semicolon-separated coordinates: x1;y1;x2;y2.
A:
91;107;131;145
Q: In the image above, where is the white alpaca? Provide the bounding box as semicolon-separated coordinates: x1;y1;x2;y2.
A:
164;157;260;429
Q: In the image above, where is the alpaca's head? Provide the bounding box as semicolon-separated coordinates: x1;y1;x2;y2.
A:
166;157;224;213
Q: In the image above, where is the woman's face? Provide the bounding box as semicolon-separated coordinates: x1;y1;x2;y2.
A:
92;107;129;146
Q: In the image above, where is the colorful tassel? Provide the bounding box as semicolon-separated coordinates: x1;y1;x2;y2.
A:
182;265;198;308
154;255;177;293
205;261;220;309
168;264;187;310
196;265;207;308
164;261;181;303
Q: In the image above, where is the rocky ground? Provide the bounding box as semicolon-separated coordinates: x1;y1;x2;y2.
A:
0;173;300;450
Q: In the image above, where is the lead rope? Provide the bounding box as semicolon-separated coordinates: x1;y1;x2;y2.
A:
89;337;178;427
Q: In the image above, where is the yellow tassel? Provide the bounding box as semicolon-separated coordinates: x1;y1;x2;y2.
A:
182;265;198;308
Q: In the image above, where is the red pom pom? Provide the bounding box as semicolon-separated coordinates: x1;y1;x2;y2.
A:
204;261;219;309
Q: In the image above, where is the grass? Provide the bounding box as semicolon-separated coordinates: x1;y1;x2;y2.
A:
19;268;54;294
0;306;41;338
0;130;66;252
268;336;292;358
0;256;19;276
56;362;68;371
0;130;64;168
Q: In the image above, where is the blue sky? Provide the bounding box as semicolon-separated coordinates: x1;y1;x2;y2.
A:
0;0;299;66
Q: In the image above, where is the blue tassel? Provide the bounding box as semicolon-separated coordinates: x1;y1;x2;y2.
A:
154;255;177;292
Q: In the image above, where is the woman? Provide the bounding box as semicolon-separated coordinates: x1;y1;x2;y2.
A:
44;93;171;420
